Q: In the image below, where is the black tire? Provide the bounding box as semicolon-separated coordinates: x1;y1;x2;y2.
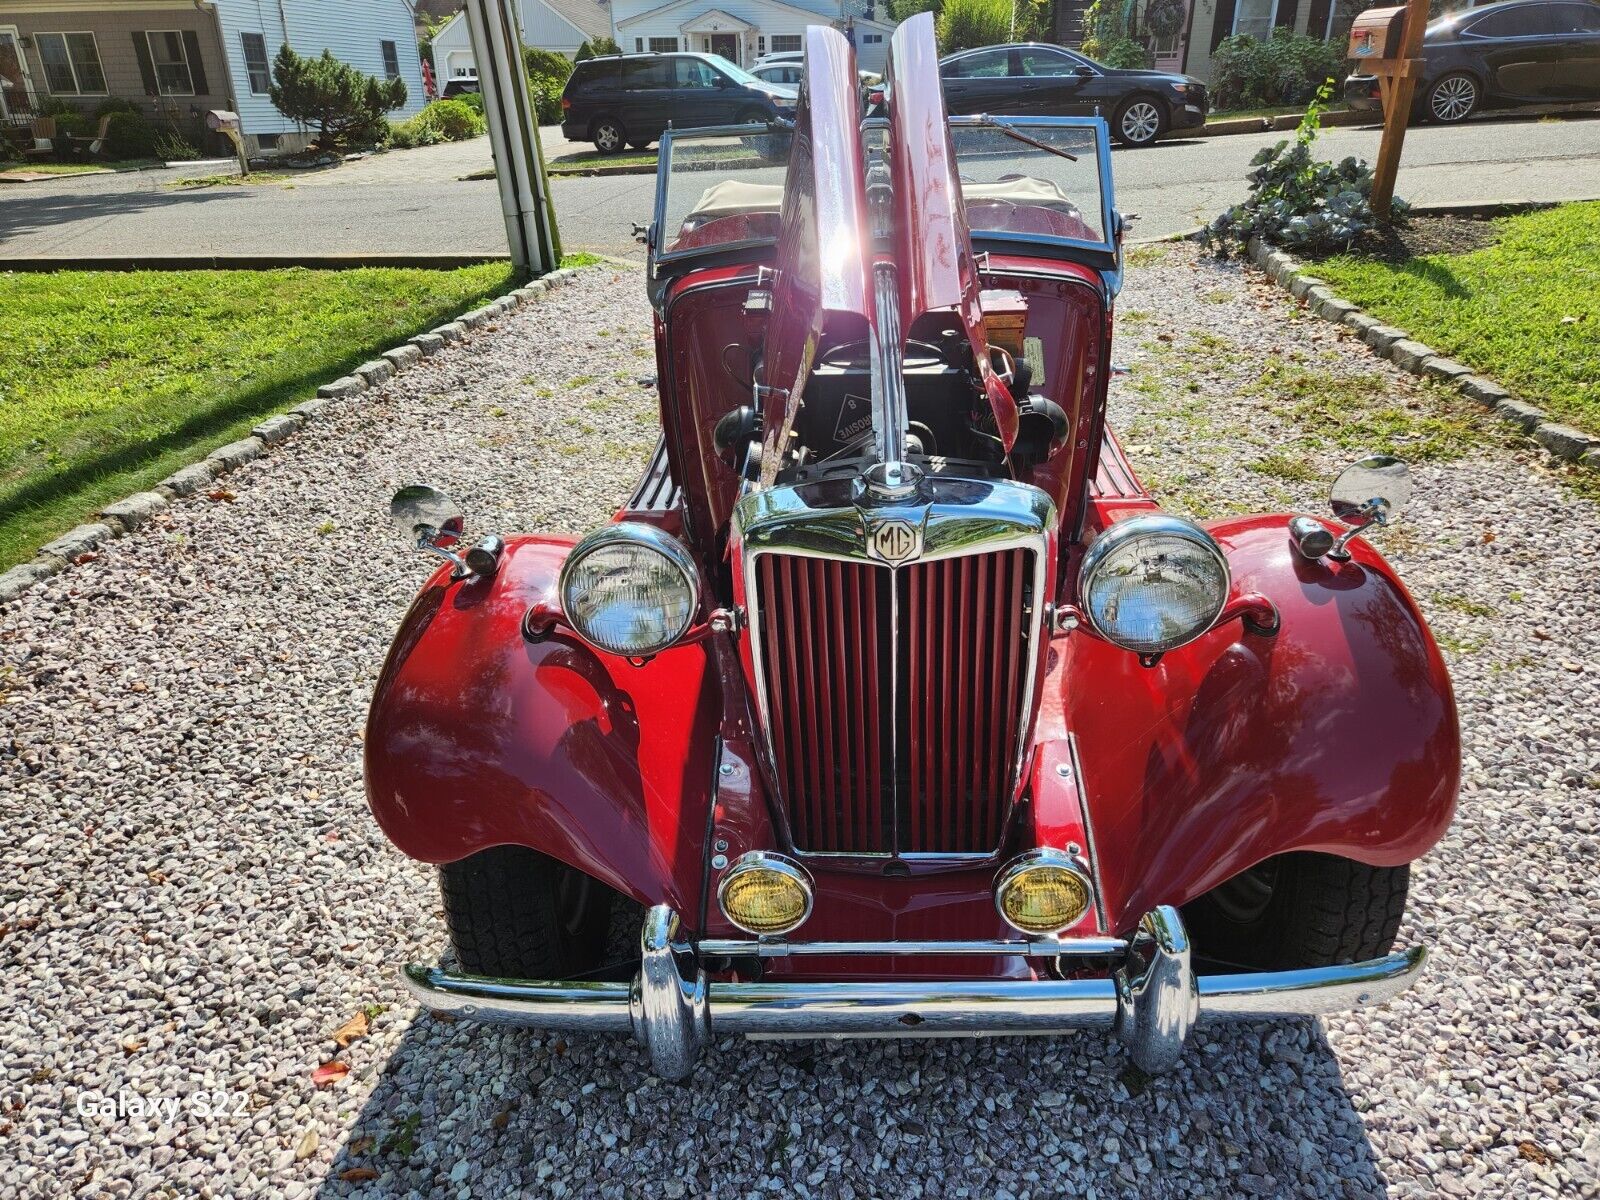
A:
440;845;611;979
591;116;627;154
1426;72;1480;123
628;139;653;151
1112;95;1166;147
1181;852;1409;971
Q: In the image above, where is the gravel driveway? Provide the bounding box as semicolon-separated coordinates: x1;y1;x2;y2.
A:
2;252;1596;1199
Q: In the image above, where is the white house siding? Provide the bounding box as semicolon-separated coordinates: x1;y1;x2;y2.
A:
430;0;589;77
212;0;426;151
614;0;892;70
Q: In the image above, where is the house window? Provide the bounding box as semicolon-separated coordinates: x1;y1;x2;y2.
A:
381;39;401;80
241;32;271;93
145;31;195;95
648;36;678;52
770;34;802;52
758;35;766;53
862;33;883;43
36;32;107;95
1230;0;1278;39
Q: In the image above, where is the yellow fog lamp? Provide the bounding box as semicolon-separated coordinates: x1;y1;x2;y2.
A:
995;849;1094;936
717;852;814;936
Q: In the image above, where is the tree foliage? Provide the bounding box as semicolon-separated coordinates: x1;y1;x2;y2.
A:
1209;28;1346;109
268;45;408;150
575;37;621;61
935;0;1013;53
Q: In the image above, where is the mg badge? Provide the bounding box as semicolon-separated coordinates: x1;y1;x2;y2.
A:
868;517;922;565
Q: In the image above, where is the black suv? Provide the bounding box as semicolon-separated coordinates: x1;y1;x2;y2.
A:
1345;0;1600;122
561;53;798;153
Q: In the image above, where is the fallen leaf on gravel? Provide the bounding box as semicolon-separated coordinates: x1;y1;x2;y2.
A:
310;1061;349;1087
492;1108;512;1130
1534;627;1551;640
331;1012;369;1047
121;1035;145;1054
72;553;99;565
348;1136;375;1155
207;489;236;503
428;1010;456;1024
1518;1140;1551;1165
146;869;168;884
1562;661;1584;674
294;1130;319;1161
1481;531;1496;544
340;1167;379;1182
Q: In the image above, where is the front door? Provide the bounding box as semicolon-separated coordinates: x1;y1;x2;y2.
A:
0;26;39;121
710;33;738;65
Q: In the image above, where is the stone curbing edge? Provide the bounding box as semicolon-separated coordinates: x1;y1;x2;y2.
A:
1244;235;1600;473
0;267;590;605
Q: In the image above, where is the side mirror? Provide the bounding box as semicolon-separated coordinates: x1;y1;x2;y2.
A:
1290;455;1412;561
1072;65;1096;79
390;484;464;550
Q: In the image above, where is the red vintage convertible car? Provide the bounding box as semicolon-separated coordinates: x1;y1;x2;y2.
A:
368;15;1458;1081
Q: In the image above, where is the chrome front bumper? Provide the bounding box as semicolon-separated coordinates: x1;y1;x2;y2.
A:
403;905;1426;1081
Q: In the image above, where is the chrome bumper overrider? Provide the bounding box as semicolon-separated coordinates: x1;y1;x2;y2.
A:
402;905;1426;1081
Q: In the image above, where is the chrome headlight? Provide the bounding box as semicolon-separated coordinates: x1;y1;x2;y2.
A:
558;523;699;656
1078;515;1229;655
718;852;813;935
995;849;1093;935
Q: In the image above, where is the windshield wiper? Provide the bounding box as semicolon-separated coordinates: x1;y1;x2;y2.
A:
970;115;1078;162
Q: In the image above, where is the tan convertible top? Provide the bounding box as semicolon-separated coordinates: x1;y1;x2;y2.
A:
685;176;1077;221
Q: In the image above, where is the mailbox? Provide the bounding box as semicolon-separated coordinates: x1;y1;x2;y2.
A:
205;109;241;133
1348;6;1408;59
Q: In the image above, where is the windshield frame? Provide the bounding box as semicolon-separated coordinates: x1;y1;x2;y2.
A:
650;113;1119;281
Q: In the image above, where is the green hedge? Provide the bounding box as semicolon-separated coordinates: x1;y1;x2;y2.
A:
1209;29;1346;110
389;97;488;147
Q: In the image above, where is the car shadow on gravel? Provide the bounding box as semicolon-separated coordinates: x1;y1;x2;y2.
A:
316;1008;1390;1195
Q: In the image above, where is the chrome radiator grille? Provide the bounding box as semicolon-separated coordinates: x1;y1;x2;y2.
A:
752;547;1036;855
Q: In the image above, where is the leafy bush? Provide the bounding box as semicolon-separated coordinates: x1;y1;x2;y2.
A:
269;44;408;150
523;46;572;125
52;110;91;137
92;97;143;119
1;136;22;165
936;0;1013;53
1209;29;1345;110
889;0;939;20
104;112;158;158
575;37;620;60
455;90;485;114
389;97;487;148
1202;85;1404;257
153;130;201;161
1096;36;1153;68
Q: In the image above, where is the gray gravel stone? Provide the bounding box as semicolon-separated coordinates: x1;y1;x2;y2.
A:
355;359;396;386
1386;339;1436;372
410;332;447;355
208;436;267;470
100;491;170;532
38;521;115;562
1533;422;1595;461
158;460;222;497
317;375;366;399
383;344;424;369
252;414;302;446
1458;374;1511;407
2;259;1595;1199
1421;356;1473;382
1495;398;1546;432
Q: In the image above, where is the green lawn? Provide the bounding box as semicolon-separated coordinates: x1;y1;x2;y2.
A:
0;264;520;569
1316;202;1600;434
0;159;160;177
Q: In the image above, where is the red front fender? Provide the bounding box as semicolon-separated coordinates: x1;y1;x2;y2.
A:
1054;514;1460;932
364;536;721;915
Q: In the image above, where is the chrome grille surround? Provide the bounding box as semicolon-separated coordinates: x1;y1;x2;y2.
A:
731;472;1056;861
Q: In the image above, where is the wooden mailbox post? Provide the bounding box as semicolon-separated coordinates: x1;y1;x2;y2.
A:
1348;0;1431;220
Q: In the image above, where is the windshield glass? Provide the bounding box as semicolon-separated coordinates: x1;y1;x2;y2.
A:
656;117;1109;261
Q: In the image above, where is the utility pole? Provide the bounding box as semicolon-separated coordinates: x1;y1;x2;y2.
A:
464;0;560;273
1360;0;1430;221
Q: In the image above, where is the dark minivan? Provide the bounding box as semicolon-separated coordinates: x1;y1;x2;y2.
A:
561;53;798;153
1345;0;1600;122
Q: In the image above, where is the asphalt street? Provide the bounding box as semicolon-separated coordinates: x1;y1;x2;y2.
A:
1;111;1597;260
